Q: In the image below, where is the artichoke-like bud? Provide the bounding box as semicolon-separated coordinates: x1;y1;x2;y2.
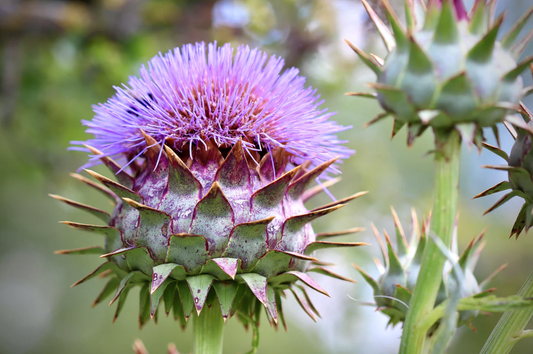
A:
52;43;365;330
354;208;504;327
347;0;533;147
475;102;533;238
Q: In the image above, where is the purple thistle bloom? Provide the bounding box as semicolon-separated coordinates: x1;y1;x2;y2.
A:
55;42;365;336
72;42;352;171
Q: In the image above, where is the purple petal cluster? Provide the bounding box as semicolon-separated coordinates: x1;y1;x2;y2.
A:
72;42;352;170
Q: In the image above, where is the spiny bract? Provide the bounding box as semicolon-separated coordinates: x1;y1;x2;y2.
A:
354;208;505;328
347;0;533;147
53;42;365;330
475;101;533;238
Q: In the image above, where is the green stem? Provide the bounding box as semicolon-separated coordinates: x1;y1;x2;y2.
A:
480;269;533;354
399;130;461;354
193;305;225;354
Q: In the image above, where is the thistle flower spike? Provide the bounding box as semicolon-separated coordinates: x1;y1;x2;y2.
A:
53;42;364;347
350;0;533;147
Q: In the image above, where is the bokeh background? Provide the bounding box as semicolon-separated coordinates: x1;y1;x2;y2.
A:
1;0;533;353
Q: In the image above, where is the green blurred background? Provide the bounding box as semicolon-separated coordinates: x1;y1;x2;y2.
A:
1;0;532;353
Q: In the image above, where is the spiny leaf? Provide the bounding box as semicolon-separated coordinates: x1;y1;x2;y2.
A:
433;0;459;44
167;235;209;274
308;266;356;283
502;55;533;82
304;241;369;255
480;264;508;291
473;181;512;199
483;191;520;215
501;5;533;49
85;169;142;202
213;281;239;321
92;277;120;307
481;143;509;161
363;112;390;128
110;271;139;305
390;206;408;258
238;273;268;307
71;262;125;287
379;0;408;51
361;0;395;51
55;246;104;255
467;16;504;63
311;191;368;211
345;92;377;99
84;144;134;188
469;0;488;35
289;287;316;322
223;217;273;271
287;158;338;200
125;198;171;263
69;172;116;203
316;227;365;240
512;28;533;59
186;274;215;315
49;194;110;223
190;182;234;258
345;40;381;76
302;177;341;203
353;264;380;294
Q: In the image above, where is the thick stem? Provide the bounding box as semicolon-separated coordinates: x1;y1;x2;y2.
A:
193;304;225;354
399;131;461;354
480;269;533;354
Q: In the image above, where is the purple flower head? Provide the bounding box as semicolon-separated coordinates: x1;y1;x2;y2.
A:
72;42;352;172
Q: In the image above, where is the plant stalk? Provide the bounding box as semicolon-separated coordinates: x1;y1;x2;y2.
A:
193;304;225;354
480;269;533;354
399;130;461;354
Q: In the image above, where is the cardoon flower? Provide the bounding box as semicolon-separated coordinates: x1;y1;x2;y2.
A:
347;0;533;147
475;103;533;238
52;42;365;352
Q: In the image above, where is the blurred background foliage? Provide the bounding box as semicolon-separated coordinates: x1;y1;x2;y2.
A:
0;0;532;353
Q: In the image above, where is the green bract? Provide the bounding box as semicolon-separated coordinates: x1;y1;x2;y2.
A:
354;208;503;327
53;134;366;329
476;103;533;238
347;0;533;147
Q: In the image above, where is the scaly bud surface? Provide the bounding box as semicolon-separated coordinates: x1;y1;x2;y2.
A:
347;0;533;147
354;208;504;328
476;101;533;238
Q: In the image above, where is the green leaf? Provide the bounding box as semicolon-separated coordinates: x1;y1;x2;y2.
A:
167;234;209;274
125;198;171;263
433;0;459;44
186;274;216;314
139;283;151;327
458;295;533;312
163;281;176;316
223;218;272;271
177;281;194;319
361;0;395;51
467;17;503;63
190;182;234;257
213;281;239;321
501;5;533;49
150;279;171;317
92;277;120;307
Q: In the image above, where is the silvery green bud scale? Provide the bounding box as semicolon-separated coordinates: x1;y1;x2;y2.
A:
475;102;533;238
347;0;533;147
52;43;364;331
354;208;505;328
